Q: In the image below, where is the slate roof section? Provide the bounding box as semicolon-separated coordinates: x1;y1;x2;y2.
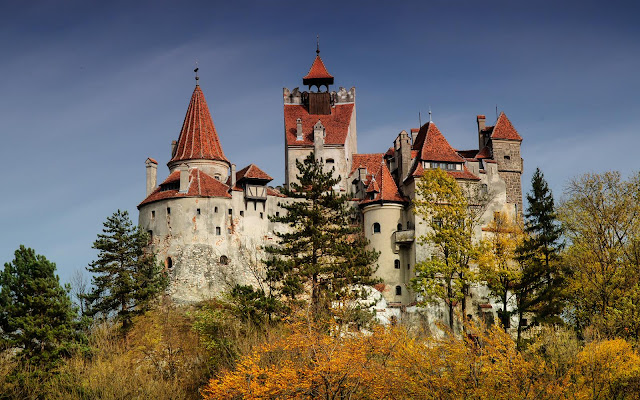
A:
170;85;229;164
236;164;273;183
411;122;465;163
491;112;522;141
138;168;231;207
284;104;354;146
303;55;334;82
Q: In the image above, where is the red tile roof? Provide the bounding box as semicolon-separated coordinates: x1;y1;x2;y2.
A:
146;157;158;164
284;104;354;146
491;112;522;141
267;187;287;198
350;153;384;176
412;122;465;163
170;86;229;164
138;168;231;207
361;162;407;204
236;164;273;182
475;145;492;159
303;55;334;81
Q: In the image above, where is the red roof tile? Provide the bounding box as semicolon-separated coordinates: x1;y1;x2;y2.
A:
284;104;354;146
447;166;481;181
267;187;287;198
138;168;231;207
303;55;334;81
350;153;384;176
236;164;273;182
366;178;380;193
457;150;478;159
491;112;522;141
146;157;158;164
411;122;465;163
475;146;492;159
361;162;407;204
384;147;394;157
170;86;229;164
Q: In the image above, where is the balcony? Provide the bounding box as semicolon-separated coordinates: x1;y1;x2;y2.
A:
244;184;267;200
394;229;415;245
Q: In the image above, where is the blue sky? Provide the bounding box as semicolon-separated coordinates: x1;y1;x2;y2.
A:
1;0;639;284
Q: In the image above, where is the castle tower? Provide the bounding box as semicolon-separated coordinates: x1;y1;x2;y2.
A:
283;47;357;192
487;112;523;214
167;84;230;181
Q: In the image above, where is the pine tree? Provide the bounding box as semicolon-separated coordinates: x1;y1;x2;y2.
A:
264;153;379;320
0;246;78;366
84;210;168;331
515;168;565;344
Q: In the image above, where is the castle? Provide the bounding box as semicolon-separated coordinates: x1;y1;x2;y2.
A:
138;50;523;325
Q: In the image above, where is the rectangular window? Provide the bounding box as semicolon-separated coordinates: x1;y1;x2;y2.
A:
228;209;232;215
215;207;218;213
166;207;171;215
216;227;221;235
240;211;244;217
197;208;201;215
151;210;155;219
260;212;264;219
276;212;280;217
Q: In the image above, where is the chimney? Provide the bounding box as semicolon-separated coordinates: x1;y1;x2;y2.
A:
313;120;325;162
171;140;178;158
477;115;487;150
231;164;236;188
179;164;189;193
296;118;303;141
397;130;411;183
145;158;158;196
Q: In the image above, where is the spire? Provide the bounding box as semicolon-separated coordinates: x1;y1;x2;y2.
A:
303;41;334;88
169;85;229;164
412;122;465;163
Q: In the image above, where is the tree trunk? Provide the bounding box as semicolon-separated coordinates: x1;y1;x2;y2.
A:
448;281;454;331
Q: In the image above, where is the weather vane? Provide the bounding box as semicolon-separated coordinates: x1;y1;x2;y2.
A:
316;35;320;55
194;60;199;84
429;106;432;122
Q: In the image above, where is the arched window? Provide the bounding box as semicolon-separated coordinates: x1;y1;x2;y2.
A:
166;257;173;269
220;255;229;265
397;223;402;231
373;223;381;234
394;260;400;269
395;285;402;296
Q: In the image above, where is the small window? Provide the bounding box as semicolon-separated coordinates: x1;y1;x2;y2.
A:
395;286;402;296
216;227;221;235
394;260;400;269
397;223;402;231
276;212;280;217
240;211;244;217
220;255;229;265
373;223;381;234
260;212;264;219
504;155;511;160
167;257;173;269
167;207;171;215
228;209;233;215
151;210;155;219
407;263;410;270
326;158;334;164
197;208;201;215
215;207;218;213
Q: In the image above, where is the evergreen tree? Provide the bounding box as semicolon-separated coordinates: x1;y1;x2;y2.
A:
0;246;78;366
264;153;379;320
84;210;168;331
515;168;565;343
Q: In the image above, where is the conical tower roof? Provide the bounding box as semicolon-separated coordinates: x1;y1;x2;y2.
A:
303;55;334;86
169;85;229;164
412;122;465;163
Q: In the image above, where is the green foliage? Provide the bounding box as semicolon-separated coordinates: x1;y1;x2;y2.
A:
263;153;379;320
412;168;478;330
84;210;168;332
560;172;640;339
515;168;566;338
0;246;79;368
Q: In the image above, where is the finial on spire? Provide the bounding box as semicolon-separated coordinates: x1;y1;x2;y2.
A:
429;106;432;122
316;35;320;55
194;60;199;85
